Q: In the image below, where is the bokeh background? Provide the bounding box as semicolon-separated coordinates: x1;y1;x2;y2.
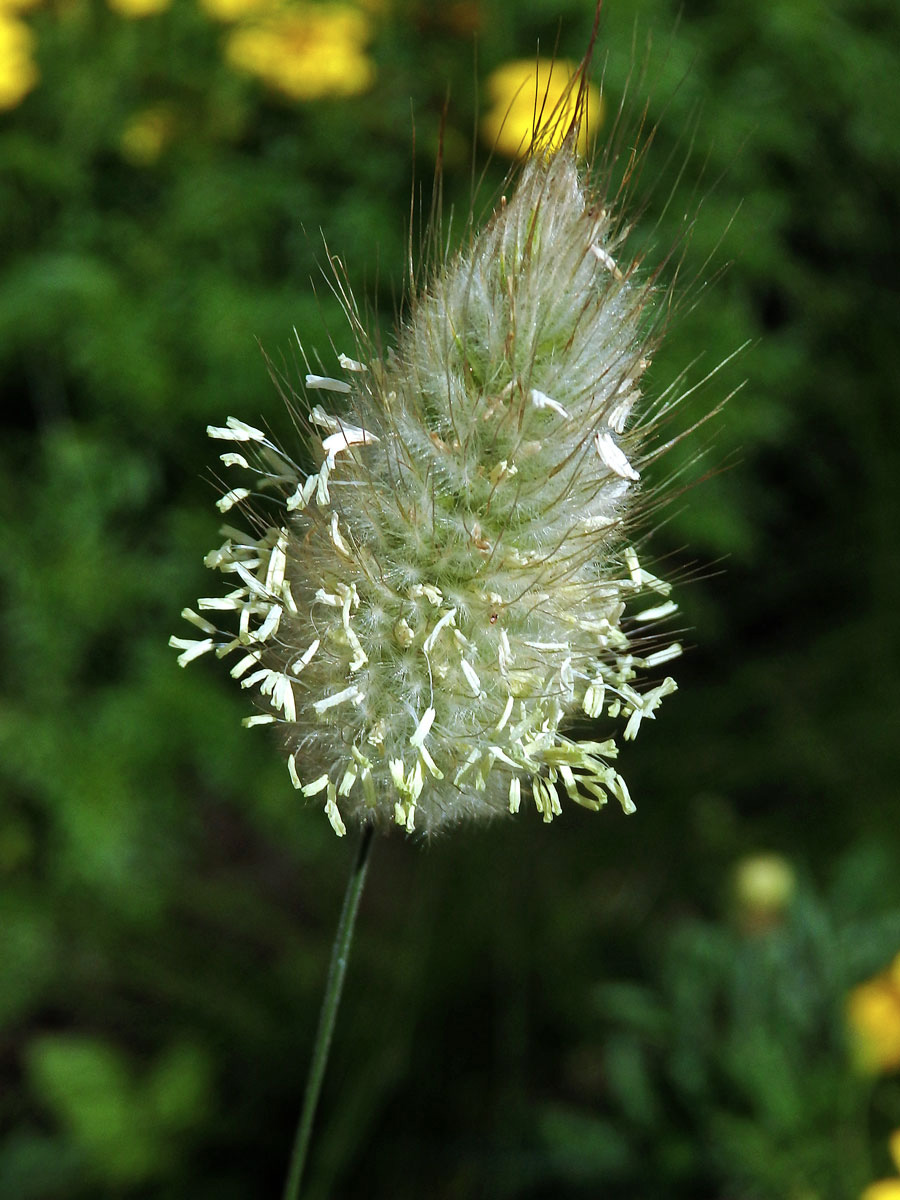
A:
2;0;900;1196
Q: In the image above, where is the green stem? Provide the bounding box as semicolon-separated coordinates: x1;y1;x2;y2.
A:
282;824;375;1200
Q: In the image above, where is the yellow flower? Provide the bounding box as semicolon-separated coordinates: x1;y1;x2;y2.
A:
106;0;171;18
847;964;900;1073
0;14;38;110
225;4;374;101
732;852;796;930
862;1183;900;1200
120;104;176;165
481;58;603;160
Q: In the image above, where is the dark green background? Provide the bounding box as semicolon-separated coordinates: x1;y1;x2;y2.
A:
2;0;899;1196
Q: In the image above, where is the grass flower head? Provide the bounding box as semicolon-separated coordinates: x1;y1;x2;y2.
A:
173;79;690;837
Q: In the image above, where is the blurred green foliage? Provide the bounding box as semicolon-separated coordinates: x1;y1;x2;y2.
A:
1;0;899;1196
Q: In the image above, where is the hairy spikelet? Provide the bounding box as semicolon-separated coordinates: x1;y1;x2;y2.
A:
172;114;689;836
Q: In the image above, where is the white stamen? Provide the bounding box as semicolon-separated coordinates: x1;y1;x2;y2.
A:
216;488;251;513
229;652;261;679
460;659;482;696
612;773;636;814
286;474;318;512
338;353;367;372
264;532;288;592
346;628;368;672
315;464;330;505
606;394;635;433
325;796;347;837
410;706;436;748
214;638;247;661
328;792;348;840
623;677;678;740
589;243;623;278
488;745;520;770
407;759;424;802
207;417;267;442
624;547;672;596
498;629;513;674
625;547;642;586
287;754;302;790
495;694;514;732
309;406;340;430
169;636;215;667
411;583;443;606
595;431;640;481
197;593;242;611
314;588;342;607
272;674;296;721
529;388;570;419
330;512;352;557
312;686;363;713
417;743;443;779
181;608;217;634
218;524;254;544
290;638;320;674
422;607;457;653
231;560;271;598
583;682;605;719
642;643;683;668
306;374;351;393
322;423;379;468
281;581;298;614
635;600;678;621
256;605;282;643
389;760;406;793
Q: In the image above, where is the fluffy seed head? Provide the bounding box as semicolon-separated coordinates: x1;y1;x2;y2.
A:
172;99;689;836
